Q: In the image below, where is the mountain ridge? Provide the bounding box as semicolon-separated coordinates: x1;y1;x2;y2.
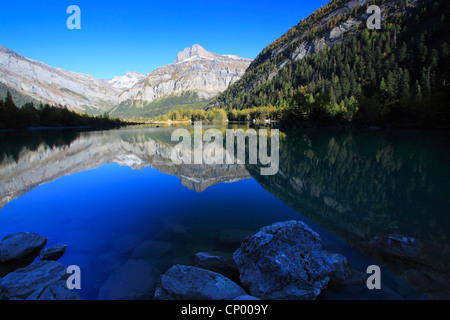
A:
0;44;251;117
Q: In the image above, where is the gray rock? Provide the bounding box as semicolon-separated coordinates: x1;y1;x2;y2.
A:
27;280;80;300
194;252;239;280
40;245;68;261
0;232;48;264
0;260;75;300
326;252;366;290
327;252;353;284
233;220;334;300
97;259;160;300
154;265;246;300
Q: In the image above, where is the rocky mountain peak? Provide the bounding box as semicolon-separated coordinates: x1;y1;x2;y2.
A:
175;44;214;63
108;71;146;89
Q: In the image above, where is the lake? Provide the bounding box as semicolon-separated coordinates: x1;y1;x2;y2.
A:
0;124;449;300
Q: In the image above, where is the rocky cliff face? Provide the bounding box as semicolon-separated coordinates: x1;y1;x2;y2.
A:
269;0;420;72
0;44;251;114
117;45;252;107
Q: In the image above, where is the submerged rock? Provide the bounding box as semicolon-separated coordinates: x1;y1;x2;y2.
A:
233;220;334;300
131;241;172;259
97;259;160;300
40;245;68;261
112;235;142;254
0;260;79;300
370;234;422;259
170;223;190;235
218;229;253;245
194;252;239;281
367;234;450;299
154;265;246;300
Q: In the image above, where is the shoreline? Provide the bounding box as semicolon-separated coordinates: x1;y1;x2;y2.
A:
0;122;139;133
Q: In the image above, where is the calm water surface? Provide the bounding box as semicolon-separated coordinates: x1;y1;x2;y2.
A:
0;125;449;300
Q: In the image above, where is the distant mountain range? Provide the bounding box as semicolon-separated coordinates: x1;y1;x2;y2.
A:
0;44;251;117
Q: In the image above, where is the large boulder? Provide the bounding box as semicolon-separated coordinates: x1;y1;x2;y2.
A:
154;265;247;300
233;220;334;300
0;233;48;276
0;260;79;300
194;252;240;281
0;232;48;263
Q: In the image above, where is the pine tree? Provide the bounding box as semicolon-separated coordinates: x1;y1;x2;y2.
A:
400;69;411;100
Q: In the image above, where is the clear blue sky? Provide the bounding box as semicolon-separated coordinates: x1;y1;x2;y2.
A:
0;0;329;79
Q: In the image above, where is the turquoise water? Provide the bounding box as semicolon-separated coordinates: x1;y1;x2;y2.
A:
0;125;448;300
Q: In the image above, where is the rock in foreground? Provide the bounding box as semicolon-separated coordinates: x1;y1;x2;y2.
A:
0;232;48;264
325;252;366;290
0;232;48;276
0;260;79;300
233;220;334;300
154;265;246;300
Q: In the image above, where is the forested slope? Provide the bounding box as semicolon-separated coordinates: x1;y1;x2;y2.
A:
210;0;450;128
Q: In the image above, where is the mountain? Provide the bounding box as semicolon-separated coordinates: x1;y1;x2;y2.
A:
0;44;251;117
112;44;252;118
0;45;119;113
210;0;450;127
